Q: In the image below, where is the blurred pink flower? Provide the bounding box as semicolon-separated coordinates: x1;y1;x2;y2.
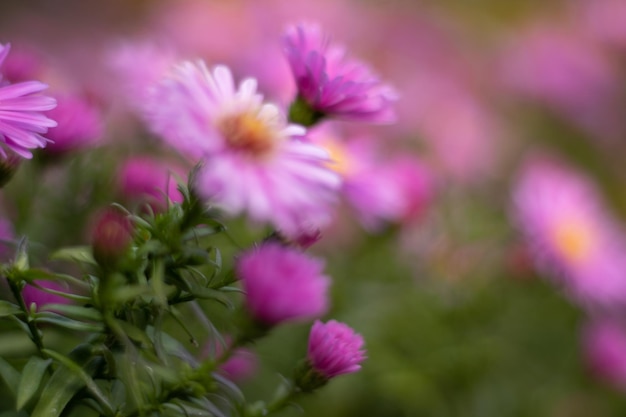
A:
0;43;57;159
118;156;185;211
44;93;103;155
583;319;626;391
307;319;366;379
22;280;72;309
511;156;626;307
148;62;340;235
236;242;330;326
311;128;433;231
201;336;258;382
283;23;397;124
499;25;623;141
577;0;626;48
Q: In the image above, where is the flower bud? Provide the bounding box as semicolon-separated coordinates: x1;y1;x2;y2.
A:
90;207;134;269
296;320;366;391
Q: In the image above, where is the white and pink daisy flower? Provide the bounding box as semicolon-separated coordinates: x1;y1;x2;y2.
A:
282;23;397;124
0;43;57;159
511;155;626;308
148;62;340;235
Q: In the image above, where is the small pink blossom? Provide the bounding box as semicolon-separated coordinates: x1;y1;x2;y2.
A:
283;22;397;124
307;319;366;378
22;281;72;310
236;242;330;326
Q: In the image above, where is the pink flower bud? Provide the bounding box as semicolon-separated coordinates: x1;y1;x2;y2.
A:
236;243;330;327
90;208;134;268
307;320;366;379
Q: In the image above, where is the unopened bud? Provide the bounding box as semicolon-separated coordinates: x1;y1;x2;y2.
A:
91;207;134;269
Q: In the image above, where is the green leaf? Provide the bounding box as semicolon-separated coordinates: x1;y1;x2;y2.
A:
16;357;51;409
0;356;21;397
39;304;102;322
0;300;22;318
49;246;96;265
41;349;115;417
34;312;104;333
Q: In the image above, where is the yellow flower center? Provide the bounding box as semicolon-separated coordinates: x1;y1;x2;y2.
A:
551;217;594;263
217;112;277;157
321;139;352;177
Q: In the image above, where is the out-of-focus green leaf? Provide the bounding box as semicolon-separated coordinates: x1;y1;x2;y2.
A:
0;301;22;318
49;246;96;265
40;304;102;322
34;312;104;333
41;349;114;416
0;356;21;397
16;357;51;409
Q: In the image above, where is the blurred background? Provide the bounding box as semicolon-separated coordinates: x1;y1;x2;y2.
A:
2;0;626;416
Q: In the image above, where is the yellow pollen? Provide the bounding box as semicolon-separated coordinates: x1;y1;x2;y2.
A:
218;113;276;156
552;218;594;263
321;140;352;176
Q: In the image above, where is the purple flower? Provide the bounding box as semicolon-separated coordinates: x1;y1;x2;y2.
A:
307;320;366;378
511;155;626;307
283;23;397;124
0;43;57;159
236;242;330;326
148;62;340;235
22;281;72;310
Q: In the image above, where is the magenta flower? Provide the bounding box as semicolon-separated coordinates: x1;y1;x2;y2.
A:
118;156;185;212
44;93;103;155
148;62;340;235
236;242;330;326
511;155;626;307
22;281;73;310
283;23;397;124
307;320;366;378
583;319;626;391
0;43;57;159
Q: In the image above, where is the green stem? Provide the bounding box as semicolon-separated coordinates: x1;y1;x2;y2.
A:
8;278;45;354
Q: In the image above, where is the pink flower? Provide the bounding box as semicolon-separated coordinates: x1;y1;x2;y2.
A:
148;62;340;235
90;207;134;268
283;23;397;124
22;281;72;310
511;155;626;307
118;157;185;212
583;319;626;391
310;128;434;230
44;93;103;155
236;242;330;326
0;43;57;159
307;320;366;378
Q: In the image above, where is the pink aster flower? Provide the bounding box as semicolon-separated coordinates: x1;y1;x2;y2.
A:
148;62;340;235
282;23;397;124
236;242;330;327
511;156;626;308
583;319;626;391
307;320;366;379
0;43;57;159
118;156;185;212
44;93;103;155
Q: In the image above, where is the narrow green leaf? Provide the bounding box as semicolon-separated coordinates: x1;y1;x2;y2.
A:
0;301;22;318
0;356;21;397
39;304;102;321
34;312;104;333
49;246;96;265
16;357;51;409
30;361;85;417
41;349;115;417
